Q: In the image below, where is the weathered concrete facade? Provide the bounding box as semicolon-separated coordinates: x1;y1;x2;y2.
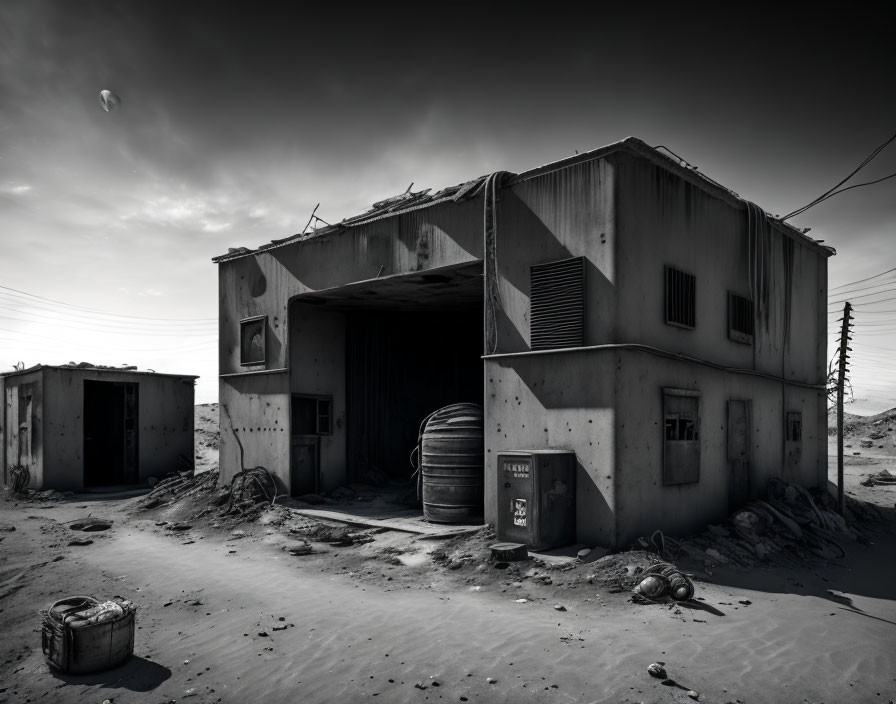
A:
1;365;196;491
215;137;832;548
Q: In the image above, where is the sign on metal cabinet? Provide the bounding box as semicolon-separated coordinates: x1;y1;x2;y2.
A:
513;498;527;527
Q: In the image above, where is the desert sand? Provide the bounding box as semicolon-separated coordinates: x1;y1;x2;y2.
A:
0;407;894;704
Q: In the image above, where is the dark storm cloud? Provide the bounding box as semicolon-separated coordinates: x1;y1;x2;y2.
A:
1;1;894;404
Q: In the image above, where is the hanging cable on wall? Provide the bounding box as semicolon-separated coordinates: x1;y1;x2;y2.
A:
483;171;512;355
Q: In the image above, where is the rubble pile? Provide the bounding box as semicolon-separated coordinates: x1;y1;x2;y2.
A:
682;479;877;567
861;469;896;486
139;470;219;510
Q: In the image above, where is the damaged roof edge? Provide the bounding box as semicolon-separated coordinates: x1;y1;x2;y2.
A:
511;137;835;258
0;364;199;380
212;136;835;263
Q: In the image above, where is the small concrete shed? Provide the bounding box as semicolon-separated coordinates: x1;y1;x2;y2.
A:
1;364;197;491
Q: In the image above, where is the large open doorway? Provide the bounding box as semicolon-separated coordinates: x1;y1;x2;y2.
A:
84;380;139;486
289;262;484;485
346;308;481;479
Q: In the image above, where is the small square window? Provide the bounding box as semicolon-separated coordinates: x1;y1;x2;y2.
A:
292;395;333;436
728;292;754;344
240;316;266;366
786;411;801;442
665;266;695;328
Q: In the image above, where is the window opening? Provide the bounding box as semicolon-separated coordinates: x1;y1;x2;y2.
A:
240;316;266;366
728;292;754;344
665;266;696;328
663;388;700;485
786;411;802;442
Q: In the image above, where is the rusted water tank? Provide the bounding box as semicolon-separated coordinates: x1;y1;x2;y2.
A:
421;403;484;524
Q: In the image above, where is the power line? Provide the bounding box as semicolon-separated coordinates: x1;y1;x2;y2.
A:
0;284;216;322
829;290;896;306
827;278;896;298
830;266;896;291
0;305;217;334
0;315;218;338
781;129;896;221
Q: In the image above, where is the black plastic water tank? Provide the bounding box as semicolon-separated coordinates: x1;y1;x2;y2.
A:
420;403;484;524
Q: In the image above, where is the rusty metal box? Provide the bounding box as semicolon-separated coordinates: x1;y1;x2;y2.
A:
42;596;135;674
496;450;576;551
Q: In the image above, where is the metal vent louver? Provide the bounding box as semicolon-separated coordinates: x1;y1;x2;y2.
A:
530;257;585;350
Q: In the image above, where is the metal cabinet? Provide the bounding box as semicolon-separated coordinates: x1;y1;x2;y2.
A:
496;450;576;550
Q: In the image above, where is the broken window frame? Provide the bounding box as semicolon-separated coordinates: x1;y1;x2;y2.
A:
785;411;802;443
239;315;267;366
662;388;700;485
291;394;333;436
727;291;754;345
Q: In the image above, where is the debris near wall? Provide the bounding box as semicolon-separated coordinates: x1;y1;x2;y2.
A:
139;470;219;510
59;361;138;371
861;469;896;487
678;479;878;568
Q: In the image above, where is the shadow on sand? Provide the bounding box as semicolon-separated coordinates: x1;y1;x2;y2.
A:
50;656;171;692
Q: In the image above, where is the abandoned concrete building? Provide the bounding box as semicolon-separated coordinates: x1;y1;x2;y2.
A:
213;137;833;548
1;364;196;491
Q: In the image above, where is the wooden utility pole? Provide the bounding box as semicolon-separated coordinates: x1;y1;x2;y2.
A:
836;301;853;516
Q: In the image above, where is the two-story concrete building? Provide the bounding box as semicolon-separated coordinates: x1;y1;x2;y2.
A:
213;137;833;548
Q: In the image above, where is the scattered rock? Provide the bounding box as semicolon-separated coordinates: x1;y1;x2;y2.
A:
414;682;428;690
0;524;16;532
577;548;592;559
647;663;667;679
487;677;497;684
738;599;752;606
68;538;93;546
553;604;566;611
514;598;528;604
168;523;192;531
687;691;699;700
69;518;113;532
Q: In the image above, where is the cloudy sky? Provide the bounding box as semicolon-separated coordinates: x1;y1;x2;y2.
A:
1;2;894;410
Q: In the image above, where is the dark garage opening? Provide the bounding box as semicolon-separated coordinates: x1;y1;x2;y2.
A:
84;380;139;486
346;307;482;479
291;263;484;482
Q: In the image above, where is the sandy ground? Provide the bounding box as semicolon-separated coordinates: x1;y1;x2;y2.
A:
1;411;895;704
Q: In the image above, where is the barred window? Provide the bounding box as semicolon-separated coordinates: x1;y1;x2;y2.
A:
728;292;754;345
665;266;695;328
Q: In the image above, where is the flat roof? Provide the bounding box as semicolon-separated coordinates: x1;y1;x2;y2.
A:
212;136;835;263
0;364;198;381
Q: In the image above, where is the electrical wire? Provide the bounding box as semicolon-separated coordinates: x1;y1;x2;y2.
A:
781;129;896;221
0;284;216;322
830;266;896;291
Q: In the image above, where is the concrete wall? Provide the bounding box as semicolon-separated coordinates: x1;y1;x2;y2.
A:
40;368;195;491
218;197;485;376
289;303;347;491
217;196;485;485
219;374;290;489
613;349;825;547
1;369;44;489
485;349;619;547
484;148;829;548
498;157;617;352
613;150;827;385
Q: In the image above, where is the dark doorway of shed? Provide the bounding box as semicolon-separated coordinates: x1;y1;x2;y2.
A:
347;308;482;480
84;380;138;486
